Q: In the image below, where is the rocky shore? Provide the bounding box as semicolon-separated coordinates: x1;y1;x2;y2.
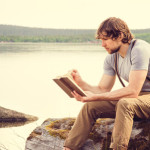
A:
0;106;38;128
26;118;150;150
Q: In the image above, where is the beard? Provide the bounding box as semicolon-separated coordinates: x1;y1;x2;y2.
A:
108;45;121;54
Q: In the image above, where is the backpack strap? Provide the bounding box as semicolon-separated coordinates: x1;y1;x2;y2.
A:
130;40;137;65
130;40;150;81
114;53;126;87
115;39;136;87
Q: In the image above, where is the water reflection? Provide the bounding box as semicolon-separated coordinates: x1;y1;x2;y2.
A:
0;120;38;128
0;42;103;53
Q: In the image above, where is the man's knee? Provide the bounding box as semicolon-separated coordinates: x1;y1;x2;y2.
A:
116;98;134;112
81;102;99;120
82;102;96;114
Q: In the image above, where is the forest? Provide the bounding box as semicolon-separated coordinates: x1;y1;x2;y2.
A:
0;25;150;43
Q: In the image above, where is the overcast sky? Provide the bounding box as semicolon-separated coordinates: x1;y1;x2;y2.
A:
0;0;150;29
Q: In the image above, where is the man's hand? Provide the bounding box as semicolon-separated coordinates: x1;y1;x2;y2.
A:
71;91;97;102
70;69;83;86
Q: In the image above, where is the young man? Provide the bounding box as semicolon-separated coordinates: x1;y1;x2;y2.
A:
63;17;150;150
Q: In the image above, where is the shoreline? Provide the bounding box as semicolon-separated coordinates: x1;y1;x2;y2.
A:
0;106;38;128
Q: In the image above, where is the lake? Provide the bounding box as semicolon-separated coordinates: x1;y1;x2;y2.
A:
0;43;122;150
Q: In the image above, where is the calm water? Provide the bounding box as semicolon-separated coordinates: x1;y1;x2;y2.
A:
0;43;122;150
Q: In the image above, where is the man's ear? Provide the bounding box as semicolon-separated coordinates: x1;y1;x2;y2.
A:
117;32;124;41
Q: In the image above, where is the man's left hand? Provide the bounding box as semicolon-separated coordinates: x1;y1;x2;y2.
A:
71;91;97;102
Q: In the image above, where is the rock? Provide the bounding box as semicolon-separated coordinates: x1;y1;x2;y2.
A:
25;118;150;150
0;106;38;128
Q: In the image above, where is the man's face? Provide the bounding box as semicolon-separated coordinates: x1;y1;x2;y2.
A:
100;33;122;54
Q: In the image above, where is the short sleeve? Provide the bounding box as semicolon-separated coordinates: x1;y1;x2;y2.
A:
131;41;150;71
103;54;116;76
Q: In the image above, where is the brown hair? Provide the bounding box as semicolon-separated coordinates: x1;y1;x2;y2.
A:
96;17;134;44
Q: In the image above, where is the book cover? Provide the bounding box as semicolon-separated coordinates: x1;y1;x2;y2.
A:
53;73;87;98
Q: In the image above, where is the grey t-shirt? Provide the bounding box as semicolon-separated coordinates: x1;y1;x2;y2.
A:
103;39;150;92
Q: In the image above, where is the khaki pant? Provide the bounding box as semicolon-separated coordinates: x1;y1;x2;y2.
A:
64;92;150;150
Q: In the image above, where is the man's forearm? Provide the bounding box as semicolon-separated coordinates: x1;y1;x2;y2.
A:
94;86;138;101
79;80;108;94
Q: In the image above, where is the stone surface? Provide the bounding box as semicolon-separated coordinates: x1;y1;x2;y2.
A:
0;106;38;127
25;118;150;150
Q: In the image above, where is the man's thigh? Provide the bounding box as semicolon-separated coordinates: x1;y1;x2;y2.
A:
117;92;150;119
136;92;150;118
85;100;118;118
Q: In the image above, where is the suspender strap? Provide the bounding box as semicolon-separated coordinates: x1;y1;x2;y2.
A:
115;40;137;87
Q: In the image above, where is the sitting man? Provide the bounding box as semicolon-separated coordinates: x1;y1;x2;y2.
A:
63;17;150;150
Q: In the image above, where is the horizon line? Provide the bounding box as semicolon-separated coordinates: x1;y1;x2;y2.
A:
0;24;150;31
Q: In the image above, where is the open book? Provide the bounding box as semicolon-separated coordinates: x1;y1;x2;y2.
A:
53;72;87;98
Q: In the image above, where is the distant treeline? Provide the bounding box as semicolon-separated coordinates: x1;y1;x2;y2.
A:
0;25;150;43
0;35;96;43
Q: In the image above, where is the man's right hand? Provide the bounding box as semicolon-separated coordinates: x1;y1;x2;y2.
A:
70;69;83;87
